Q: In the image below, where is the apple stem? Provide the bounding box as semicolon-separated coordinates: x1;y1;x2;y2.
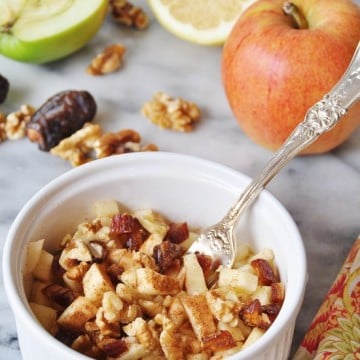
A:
283;2;308;29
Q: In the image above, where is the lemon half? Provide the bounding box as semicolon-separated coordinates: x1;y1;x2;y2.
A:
147;0;256;45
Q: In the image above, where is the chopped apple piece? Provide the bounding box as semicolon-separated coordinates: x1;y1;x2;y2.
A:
24;238;44;274
251;285;272;305
218;321;245;342
83;263;114;306
33;249;54;282
180;293;216;341
57;296;97;332
218;268;258;294
133;208;169;239
242;327;265;349
30;280;53;307
179;231;197;251
30;302;58;335
93;199;119;218
183;253;208;295
134;268;181;296
139;233;163;256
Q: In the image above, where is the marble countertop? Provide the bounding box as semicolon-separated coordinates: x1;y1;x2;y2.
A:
1;2;360;359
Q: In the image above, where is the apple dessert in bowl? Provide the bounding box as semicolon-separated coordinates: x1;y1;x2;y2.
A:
3;152;307;360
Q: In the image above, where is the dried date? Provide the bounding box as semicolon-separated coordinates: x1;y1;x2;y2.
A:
0;74;9;104
250;258;278;285
153;240;183;273
110;213;150;250
26;90;97;151
165;222;189;244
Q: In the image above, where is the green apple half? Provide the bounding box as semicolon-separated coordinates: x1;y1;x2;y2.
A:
0;0;108;64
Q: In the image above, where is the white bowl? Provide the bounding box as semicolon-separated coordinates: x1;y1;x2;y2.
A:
3;152;307;360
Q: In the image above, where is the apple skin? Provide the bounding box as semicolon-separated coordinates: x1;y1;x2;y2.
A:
0;1;108;64
222;0;360;154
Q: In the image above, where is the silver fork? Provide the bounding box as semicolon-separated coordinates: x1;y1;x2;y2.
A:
188;42;360;268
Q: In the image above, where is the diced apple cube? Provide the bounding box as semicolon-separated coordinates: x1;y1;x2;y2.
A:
251;286;272;305
135;268;180;296
33;249;54;282
30;280;53;307
93;199;119;218
30;302;58;335
183;253;208;295
23;273;34;300
218;321;245;342
83;263;114;306
180;293;216;341
179;231;197;252
133;209;169;238
57;296;97;332
139;233;163;256
24;238;45;275
218;268;258;294
242;327;265;349
63;272;83;293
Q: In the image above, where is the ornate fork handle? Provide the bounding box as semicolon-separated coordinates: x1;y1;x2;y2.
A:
209;42;360;266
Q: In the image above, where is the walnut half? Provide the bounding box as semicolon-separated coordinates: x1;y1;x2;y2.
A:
95;129;158;159
87;44;126;76
110;0;149;30
141;92;201;132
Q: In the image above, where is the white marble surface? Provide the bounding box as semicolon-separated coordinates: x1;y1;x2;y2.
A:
1;2;360;359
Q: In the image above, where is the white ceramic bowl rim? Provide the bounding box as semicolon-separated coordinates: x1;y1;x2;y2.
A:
3;152;307;360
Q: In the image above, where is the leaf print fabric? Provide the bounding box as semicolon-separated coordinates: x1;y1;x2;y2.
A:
294;237;360;360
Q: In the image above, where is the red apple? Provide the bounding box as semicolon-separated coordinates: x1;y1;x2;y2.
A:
222;0;360;154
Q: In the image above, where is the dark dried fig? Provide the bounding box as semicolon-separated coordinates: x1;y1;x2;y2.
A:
26;90;97;151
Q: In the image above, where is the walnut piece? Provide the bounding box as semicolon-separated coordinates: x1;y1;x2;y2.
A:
50;123;158;167
87;44;126;76
141;92;201;132
50;123;102;166
110;0;149;29
94;129;158;158
2;105;36;140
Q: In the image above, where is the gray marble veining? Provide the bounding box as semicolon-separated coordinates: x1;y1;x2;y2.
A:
1;1;360;359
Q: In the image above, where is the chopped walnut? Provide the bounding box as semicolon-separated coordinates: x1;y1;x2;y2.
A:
141;92;201;132
87;44;126;76
4;104;36;140
50;123;158;167
123;317;159;351
206;288;242;327
95;129;158;158
50;123;102;166
102;291;124;323
95;307;121;337
65;262;91;282
110;0;149;29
